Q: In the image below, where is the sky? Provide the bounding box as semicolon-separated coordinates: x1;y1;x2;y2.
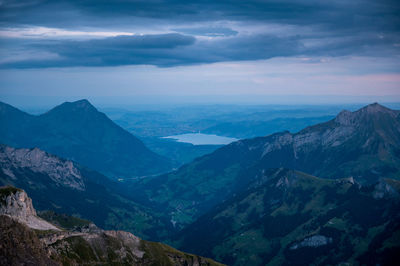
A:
0;0;399;107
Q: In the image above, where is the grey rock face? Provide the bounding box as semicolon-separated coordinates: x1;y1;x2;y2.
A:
0;145;85;191
105;230;145;258
0;188;59;231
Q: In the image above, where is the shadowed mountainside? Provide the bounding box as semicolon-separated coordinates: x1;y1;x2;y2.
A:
0;99;172;180
173;168;400;265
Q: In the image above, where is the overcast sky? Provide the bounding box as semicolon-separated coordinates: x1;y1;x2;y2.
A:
0;0;399;106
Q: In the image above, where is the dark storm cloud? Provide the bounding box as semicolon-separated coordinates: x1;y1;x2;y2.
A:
0;0;399;68
1;0;399;30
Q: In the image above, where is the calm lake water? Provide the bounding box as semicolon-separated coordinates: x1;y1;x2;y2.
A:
162;133;238;145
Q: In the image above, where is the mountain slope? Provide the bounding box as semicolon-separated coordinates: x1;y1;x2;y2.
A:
173;169;400;265
0;187;224;266
128;103;400;228
0;100;172;179
0;144;172;240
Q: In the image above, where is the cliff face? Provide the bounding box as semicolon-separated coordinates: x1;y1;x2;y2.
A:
0;187;224;266
0;145;85;191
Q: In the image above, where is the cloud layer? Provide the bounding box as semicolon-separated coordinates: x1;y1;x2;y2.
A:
0;0;399;68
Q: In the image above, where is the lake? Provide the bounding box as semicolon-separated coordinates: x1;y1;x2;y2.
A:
162;133;238;145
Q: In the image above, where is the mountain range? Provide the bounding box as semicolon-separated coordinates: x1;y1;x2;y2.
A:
1;101;399;265
0;99;172;180
127;103;400;229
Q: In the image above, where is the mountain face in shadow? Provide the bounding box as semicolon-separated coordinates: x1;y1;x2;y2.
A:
129;103;400;228
173;168;400;266
0;100;172;179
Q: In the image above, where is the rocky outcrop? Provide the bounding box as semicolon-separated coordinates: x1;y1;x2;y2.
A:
0;187;59;231
104;230;144;258
0;186;224;266
0;145;85;191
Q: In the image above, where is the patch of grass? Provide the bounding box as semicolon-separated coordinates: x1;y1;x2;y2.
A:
38;210;90;230
141;240;224;266
325;217;347;231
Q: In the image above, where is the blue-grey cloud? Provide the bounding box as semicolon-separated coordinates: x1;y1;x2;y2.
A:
4;31;398;69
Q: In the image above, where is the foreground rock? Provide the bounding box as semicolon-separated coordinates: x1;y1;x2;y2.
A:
0;186;224;266
0;187;59;231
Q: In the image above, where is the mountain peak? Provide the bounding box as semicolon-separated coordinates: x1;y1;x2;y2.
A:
72;98;91;106
335;103;398;125
359;102;393;114
44;99;98;116
65;99;96;110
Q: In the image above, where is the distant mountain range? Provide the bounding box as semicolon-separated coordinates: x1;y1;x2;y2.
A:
0;187;223;266
0;99;172;180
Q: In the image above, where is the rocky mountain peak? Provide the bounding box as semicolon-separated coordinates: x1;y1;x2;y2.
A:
0;186;59;231
355;102;399;118
361;102;390;113
334;103;399;127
